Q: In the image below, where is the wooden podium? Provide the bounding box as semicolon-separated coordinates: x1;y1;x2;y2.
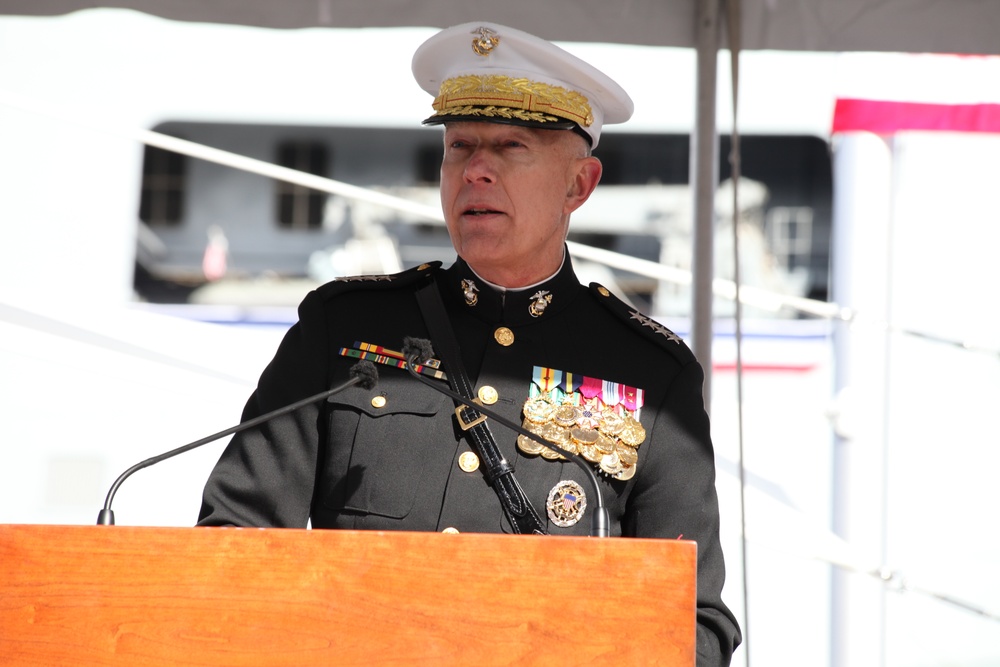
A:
0;524;696;665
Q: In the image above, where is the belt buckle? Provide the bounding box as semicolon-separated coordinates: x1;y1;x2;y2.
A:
455;399;488;431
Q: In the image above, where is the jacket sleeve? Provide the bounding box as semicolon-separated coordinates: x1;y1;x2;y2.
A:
627;360;742;666
197;289;330;527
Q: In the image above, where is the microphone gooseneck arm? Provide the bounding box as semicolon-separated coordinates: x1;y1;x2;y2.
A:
96;360;378;526
401;338;610;538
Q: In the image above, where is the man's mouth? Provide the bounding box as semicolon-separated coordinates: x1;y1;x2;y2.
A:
464;208;502;216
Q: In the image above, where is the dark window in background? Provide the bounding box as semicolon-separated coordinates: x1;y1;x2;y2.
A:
594;134;690;185
719;135;833;301
139;143;186;226
594;133;831;191
595;133;833;300
416;143;444;184
276;141;329;229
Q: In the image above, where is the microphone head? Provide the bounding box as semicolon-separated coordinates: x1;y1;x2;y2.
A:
402;337;436;365
348;360;379;390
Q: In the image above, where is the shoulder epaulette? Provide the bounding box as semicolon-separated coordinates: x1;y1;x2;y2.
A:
314;262;442;301
588;282;696;365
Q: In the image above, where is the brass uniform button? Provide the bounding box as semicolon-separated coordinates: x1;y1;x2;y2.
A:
442;527;460;534
494;327;515;346
598;286;610;297
371;396;386;408
458;451;480;472
478;386;499;405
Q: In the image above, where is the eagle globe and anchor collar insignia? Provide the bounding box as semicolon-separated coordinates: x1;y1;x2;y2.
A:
518;366;646;483
461;278;479;307
450;264;562;322
528;290;553;318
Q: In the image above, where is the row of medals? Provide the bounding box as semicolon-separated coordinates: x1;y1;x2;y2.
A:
516;394;646;480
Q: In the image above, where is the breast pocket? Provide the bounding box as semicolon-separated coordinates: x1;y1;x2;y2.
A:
322;372;451;519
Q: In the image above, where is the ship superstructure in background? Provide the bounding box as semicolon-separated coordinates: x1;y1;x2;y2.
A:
0;9;836;317
132;119;823;320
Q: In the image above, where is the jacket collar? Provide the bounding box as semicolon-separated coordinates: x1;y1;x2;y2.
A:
442;249;582;326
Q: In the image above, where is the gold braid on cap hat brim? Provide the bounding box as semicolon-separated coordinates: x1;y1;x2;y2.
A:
431;74;594;127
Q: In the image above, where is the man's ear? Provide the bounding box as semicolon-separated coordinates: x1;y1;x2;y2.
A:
564;156;603;215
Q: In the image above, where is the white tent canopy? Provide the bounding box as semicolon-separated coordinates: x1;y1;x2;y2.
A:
4;0;1000;54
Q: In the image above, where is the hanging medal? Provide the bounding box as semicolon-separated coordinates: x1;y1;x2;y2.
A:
518;365;646;482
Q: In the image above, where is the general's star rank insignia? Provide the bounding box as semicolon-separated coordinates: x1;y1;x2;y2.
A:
333;274;394;282
629;311;682;343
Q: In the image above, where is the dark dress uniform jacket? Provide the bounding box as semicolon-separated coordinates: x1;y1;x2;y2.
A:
199;253;742;665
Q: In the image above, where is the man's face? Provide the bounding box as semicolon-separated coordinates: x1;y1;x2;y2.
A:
440;122;601;287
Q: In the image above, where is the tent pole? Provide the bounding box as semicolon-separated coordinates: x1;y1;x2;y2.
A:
691;0;721;405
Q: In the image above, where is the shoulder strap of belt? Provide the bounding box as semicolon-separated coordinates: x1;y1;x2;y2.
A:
415;280;548;536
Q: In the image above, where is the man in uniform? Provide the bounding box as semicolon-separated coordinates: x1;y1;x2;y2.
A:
199;22;741;665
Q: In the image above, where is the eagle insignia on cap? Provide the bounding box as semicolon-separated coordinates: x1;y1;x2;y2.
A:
471;27;500;56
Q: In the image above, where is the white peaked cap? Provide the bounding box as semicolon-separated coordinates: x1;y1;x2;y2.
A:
411;21;634;148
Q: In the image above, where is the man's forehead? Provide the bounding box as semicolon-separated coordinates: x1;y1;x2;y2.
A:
442;121;574;144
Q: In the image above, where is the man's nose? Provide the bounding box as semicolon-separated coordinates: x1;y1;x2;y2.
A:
463;147;497;183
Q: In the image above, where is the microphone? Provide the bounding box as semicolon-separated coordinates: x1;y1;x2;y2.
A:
401;337;610;538
96;360;379;526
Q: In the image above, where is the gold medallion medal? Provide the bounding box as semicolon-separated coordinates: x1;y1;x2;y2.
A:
614;464;637;481
544;424;575;456
570;427;599;447
541;422;571;444
599;410;626;436
540;445;564;460
594;433;617;456
618;416;647;447
523;397;555;424
580;443;603;463
600;450;623;476
553;404;580;428
617;444;639;466
517;432;546;455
